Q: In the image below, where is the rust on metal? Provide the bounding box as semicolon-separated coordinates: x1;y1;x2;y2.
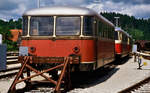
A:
55;57;69;92
32;56;65;63
8;56;72;93
30;56;80;64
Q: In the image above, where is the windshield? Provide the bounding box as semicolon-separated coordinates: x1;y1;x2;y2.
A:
30;16;54;36
56;17;80;35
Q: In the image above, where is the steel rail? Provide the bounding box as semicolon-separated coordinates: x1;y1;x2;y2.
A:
119;76;150;93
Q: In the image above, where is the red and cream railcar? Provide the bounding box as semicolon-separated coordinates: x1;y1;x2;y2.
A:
20;6;115;71
115;27;132;58
127;35;132;53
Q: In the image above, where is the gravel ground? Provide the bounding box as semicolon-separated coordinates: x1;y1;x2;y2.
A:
0;56;150;93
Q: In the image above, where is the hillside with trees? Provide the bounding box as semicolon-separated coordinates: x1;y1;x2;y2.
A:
101;12;150;40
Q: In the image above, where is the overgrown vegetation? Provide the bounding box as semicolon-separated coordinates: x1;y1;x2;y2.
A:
0;18;22;51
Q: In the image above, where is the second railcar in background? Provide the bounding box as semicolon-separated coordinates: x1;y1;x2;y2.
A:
115;27;132;59
20;6;115;71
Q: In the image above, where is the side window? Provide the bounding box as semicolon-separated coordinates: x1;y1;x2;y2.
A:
107;25;110;39
104;24;107;38
119;32;122;40
83;16;94;36
94;18;98;36
102;23;105;38
22;17;28;36
112;27;115;39
98;21;102;37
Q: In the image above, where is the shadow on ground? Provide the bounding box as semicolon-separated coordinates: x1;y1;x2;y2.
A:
114;56;132;65
71;66;119;88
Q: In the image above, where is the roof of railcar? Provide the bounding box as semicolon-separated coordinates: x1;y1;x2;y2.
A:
115;27;131;38
23;6;114;27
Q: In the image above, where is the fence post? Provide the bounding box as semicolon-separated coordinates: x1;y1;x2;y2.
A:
0;44;7;71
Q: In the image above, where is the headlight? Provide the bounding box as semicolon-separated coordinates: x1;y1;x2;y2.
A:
73;46;80;54
30;47;36;53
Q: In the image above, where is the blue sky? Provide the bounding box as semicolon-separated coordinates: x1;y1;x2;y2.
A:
0;0;150;20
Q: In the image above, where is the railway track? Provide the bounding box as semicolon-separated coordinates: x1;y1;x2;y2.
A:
0;52;20;79
117;53;150;93
119;76;150;93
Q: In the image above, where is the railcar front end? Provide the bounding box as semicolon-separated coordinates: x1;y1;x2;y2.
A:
19;6;116;72
9;6;116;93
115;27;129;58
20;14;97;71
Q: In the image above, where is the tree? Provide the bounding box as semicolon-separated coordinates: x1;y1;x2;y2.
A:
127;28;144;40
0;26;12;41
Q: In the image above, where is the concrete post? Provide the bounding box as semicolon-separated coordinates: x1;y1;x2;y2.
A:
0;34;2;44
0;44;7;71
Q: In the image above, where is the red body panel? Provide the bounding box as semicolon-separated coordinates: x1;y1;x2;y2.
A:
98;40;115;58
115;42;129;57
115;43;122;54
122;43;128;54
127;45;132;53
21;40;96;63
97;39;115;66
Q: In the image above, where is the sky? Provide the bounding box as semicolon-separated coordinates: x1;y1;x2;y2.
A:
0;0;150;21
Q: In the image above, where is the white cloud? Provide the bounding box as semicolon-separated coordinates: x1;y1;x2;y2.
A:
84;2;103;13
123;4;150;18
41;0;87;6
0;0;150;20
86;1;150;18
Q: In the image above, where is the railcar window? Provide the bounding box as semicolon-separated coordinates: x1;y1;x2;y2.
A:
56;17;80;35
115;31;118;40
119;32;122;40
104;24;107;38
101;24;105;38
112;28;114;39
23;17;28;36
83;16;94;36
98;21;102;37
30;17;54;36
